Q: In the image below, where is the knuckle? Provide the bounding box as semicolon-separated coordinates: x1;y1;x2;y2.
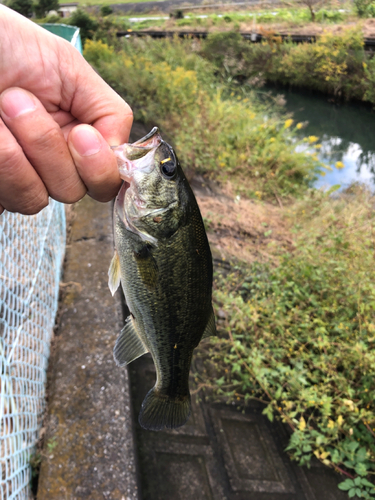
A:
6;192;49;216
30;125;63;152
22;196;49;216
50;181;86;205
0;142;23;174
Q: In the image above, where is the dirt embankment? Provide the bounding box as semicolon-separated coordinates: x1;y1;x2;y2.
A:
191;176;293;266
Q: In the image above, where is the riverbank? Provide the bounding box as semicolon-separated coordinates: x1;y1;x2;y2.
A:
82;34;375;499
50;6;375;106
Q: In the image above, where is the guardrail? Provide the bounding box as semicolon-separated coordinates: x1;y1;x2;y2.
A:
117;30;375;51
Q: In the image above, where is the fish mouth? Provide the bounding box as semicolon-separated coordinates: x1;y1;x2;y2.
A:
111;127;163;182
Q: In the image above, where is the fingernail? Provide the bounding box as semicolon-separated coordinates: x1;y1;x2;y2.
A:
1;89;36;118
72;127;102;157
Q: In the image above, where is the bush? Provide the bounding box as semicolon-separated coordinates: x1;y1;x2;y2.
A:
202;187;375;499
84;38;322;196
366;2;375;16
67;9;98;44
34;0;59;18
200;29;375;105
100;5;112;16
354;0;373;16
7;0;33;17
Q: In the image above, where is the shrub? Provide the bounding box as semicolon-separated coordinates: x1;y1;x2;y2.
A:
201;188;375;499
200;29;375;105
34;0;59;18
100;5;112;16
354;0;373;16
7;0;33;17
67;9;98;44
84;38;322;196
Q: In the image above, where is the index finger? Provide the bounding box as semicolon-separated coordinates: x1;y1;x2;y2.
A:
58;47;133;146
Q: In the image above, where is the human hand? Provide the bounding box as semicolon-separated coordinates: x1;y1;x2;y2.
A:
0;6;133;215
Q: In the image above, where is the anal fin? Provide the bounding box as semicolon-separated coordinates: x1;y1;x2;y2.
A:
108;250;121;296
114;316;148;367
201;307;216;340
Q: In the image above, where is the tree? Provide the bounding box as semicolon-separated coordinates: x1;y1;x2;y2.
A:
67;10;98;44
7;0;34;18
34;0;60;18
301;0;321;21
100;5;113;16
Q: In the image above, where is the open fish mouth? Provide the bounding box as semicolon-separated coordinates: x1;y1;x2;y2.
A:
111;127;162;183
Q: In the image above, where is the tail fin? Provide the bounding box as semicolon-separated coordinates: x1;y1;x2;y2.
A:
138;388;191;431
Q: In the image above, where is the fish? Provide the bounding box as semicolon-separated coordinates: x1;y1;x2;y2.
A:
108;127;216;431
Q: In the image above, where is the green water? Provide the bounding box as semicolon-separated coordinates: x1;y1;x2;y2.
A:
265;86;375;189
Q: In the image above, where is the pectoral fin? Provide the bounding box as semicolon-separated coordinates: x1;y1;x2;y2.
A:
201;307;216;340
114;316;148;367
108;250;121;296
134;245;158;290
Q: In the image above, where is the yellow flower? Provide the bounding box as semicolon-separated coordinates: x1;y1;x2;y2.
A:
335;161;345;170
299;416;306;431
337;415;344;426
327;419;335;429
270;137;276;143
296;122;303;130
315;144;322;149
284;119;293;128
308;135;319;143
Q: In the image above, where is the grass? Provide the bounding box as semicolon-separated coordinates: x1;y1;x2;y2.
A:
83;33;375;499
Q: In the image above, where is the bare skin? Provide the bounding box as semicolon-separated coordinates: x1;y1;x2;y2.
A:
0;6;133;215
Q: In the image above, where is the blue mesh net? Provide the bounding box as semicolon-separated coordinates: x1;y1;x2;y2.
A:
0;23;81;500
0;201;66;499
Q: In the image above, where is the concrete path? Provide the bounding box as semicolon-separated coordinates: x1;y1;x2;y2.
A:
37;197;139;500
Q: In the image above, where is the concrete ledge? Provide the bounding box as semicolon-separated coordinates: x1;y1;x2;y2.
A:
38;197;139;500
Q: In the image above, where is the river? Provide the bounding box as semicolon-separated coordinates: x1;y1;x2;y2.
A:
265;86;375;190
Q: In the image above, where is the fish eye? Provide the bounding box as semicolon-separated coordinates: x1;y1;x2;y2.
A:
160;157;176;179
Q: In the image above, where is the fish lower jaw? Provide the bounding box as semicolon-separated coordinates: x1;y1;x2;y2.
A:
119;170;132;183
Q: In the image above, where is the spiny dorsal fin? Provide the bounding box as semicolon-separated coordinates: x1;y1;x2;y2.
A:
114;316;148;367
108;250;121;296
201;307;216;340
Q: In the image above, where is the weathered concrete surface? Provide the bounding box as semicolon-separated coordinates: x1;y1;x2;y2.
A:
37;197;139;500
129;352;350;500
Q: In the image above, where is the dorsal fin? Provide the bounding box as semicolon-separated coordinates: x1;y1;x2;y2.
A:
113;316;148;367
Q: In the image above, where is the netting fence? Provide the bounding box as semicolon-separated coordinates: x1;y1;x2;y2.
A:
0;24;81;500
0;202;66;499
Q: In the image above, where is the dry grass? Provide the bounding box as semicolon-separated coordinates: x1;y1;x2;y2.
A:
193;178;294;266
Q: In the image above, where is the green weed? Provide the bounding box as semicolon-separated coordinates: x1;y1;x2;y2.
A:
200;187;375;498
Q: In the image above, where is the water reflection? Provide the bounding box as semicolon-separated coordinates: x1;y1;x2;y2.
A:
265;86;375;189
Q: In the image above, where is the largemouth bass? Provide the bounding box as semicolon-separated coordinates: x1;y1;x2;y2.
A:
108;127;215;431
